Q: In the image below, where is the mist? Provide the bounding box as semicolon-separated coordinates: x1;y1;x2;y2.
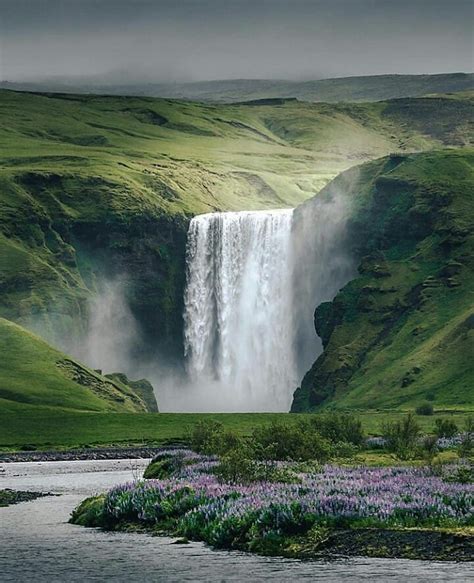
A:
1;0;472;83
291;178;358;379
75;278;140;374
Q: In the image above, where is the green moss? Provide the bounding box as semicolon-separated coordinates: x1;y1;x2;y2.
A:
70;494;106;527
105;373;158;413
143;457;176;479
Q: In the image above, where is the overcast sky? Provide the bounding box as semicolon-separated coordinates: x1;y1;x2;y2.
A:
1;0;472;83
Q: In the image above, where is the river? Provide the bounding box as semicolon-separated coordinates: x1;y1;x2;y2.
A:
1;459;472;582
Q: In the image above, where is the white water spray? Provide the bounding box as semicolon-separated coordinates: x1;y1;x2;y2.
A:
183;209;297;411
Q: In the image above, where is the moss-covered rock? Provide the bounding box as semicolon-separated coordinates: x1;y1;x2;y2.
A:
70;494;107;527
105;373;158;412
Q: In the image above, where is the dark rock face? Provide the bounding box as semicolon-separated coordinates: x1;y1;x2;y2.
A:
291;150;474;412
71;213;188;362
315;528;474;562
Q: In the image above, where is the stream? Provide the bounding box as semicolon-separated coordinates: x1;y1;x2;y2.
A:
1;459;472;582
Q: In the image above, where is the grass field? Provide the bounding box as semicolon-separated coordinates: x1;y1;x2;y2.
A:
0;404;471;451
0;317;155;414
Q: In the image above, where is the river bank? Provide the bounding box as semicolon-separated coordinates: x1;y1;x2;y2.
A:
82;519;474;562
0;446;172;463
5;459;473;581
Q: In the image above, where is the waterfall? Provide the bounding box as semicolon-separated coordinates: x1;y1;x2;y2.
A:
183;209;297;412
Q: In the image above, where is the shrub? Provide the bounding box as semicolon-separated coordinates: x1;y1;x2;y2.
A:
308;412;365;446
70;494;106;527
415;402;434;416
420;435;438;465
331;441;358;459
214;448;259;484
443;463;473;484
382;413;421;460
251;421;333;462
434;418;458;438
188;420;224;454
459;416;473;458
144;453;184;479
215;429;245;456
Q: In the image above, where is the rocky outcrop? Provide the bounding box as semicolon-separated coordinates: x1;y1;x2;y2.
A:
57;359;148;411
105;372;159;412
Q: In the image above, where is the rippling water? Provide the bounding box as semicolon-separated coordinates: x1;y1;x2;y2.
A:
1;459;472;582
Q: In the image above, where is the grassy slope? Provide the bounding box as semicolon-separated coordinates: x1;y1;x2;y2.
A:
292;149;474;412
2;72;472;103
2;90;472;214
0;317;150;413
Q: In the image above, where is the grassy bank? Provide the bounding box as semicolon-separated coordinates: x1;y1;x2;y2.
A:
0;405;471;451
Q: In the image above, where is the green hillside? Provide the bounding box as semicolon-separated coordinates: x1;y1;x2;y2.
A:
292;149;474;412
2;72;472;103
0;317;152;413
1;89;472;354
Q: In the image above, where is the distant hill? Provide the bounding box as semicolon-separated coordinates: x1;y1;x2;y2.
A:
292;149;474;412
0;318;157;413
2;73;472;103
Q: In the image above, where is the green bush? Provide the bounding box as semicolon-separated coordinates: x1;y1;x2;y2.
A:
251;421;333;462
443;464;473;484
69;495;106;527
214;448;259;484
415;402;434;416
308;413;365;446
382;413;421;460
144;454;183;479
434;418;458;438
188;420;224;454
215;429;245;456
459;416;473;458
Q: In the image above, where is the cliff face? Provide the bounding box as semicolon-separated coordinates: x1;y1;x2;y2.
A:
0;171;188;362
292;149;474;412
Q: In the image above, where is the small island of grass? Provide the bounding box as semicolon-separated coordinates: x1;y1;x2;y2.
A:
0;489;48;507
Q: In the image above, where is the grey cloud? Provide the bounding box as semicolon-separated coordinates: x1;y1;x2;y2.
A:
0;0;472;82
